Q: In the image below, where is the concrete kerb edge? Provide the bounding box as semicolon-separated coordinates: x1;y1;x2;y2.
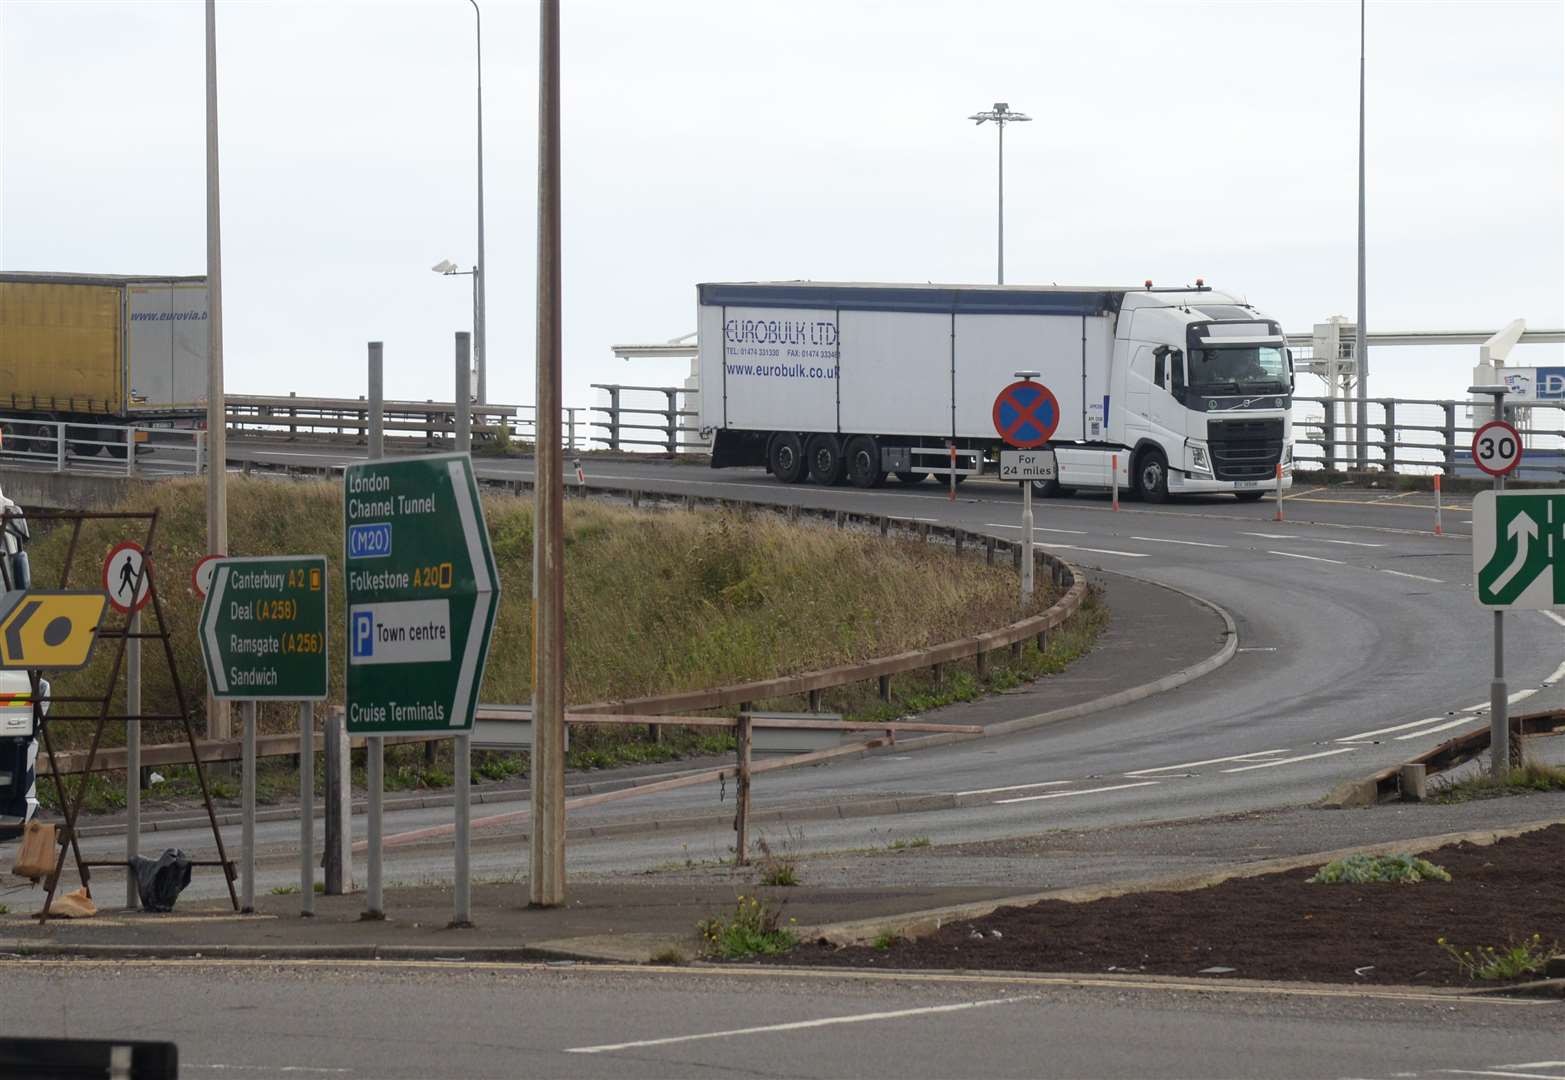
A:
798;816;1565;948
0;941;611;965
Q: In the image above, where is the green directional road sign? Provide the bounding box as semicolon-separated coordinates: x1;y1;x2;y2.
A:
344;452;499;736
199;556;329;700
1472;489;1565;610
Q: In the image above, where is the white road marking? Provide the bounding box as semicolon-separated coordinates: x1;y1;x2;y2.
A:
1267;550;1347;565
1130;536;1228;548
985;523;1089;535
1542;610;1565;629
1509;688;1538;705
565;995;1037;1054
950;780;1073;797
1241;531;1383;547
1394;717;1478;741
1438;1072;1565;1080
1124;750;1289;776
995;780;1160;804
1037;543;1150;558
189;1067;353;1075
1494;1065;1565;1071
1338;718;1449;742
1545;657;1565;686
1221;747;1356;772
1380;569;1446;583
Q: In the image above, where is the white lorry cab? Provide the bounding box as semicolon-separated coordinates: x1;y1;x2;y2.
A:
698;280;1295;502
0;486;40;842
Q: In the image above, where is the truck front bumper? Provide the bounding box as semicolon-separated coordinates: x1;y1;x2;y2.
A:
1169;466;1293;495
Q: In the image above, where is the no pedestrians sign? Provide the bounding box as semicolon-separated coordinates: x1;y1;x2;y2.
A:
343;453;499;736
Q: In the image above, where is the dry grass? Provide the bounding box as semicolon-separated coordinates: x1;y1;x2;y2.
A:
30;478;1055;748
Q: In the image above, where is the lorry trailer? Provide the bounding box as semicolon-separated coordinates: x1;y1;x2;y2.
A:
0;271;209;457
697;280;1294;501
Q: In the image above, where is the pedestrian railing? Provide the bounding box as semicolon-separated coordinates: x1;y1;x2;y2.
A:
226;393;520;446
1291;397;1565;480
589;383;707;453
0;416;204;477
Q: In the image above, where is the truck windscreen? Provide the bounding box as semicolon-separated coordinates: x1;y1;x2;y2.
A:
1189;346;1289;394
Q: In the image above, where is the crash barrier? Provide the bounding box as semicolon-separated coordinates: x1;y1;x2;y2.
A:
1334;708;1565;806
1292;396;1565;480
364;709;986;863
0;416;203;477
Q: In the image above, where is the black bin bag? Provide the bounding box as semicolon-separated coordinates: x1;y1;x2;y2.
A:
131;849;193;912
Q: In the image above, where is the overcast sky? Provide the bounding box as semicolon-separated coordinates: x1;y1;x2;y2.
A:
2;0;1561;417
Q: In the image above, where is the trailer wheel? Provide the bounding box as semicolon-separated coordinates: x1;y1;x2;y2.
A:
805;434;845;485
67;426;102;457
844;436;885;488
1135;448;1169;503
894;471;929;485
768;433;806;483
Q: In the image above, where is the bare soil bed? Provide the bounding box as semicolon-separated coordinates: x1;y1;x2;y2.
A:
783;825;1564;987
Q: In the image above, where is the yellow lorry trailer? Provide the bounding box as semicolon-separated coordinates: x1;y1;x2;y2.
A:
0;271;208;457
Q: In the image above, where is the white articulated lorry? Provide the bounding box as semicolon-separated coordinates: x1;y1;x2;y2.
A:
697;280;1295;502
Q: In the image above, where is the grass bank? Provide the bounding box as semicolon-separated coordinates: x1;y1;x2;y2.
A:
30;477;1070;754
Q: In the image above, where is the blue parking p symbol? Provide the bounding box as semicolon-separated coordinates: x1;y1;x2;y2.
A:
352;611;374;658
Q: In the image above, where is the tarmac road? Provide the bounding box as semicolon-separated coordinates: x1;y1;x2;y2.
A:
20;441;1563;904
3;958;1559;1080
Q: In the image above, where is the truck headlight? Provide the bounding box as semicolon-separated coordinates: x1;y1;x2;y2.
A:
1189;444;1211;474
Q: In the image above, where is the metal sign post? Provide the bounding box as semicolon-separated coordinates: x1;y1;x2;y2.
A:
197;555;329;912
998;450;1058;601
102;541;152;911
1468;386;1525;778
994;372;1059;602
125;608;140;910
343;453;498;924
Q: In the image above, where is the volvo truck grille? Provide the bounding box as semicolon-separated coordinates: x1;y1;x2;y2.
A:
1207;418;1284;481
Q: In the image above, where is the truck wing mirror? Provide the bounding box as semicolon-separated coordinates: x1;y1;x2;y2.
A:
4;551;29;592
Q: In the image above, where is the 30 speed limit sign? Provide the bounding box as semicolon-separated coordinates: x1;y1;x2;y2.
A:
1471;420;1523;477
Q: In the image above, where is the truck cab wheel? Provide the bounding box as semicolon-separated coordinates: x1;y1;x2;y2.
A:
844;436;885;488
806;434;846;485
768;433;806;483
1031;478;1075;498
894;471;929;485
1135;449;1170;503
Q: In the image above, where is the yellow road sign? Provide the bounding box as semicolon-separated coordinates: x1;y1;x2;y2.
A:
0;591;108;670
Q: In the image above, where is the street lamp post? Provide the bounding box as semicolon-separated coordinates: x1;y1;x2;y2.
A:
468;0;487;405
968;102;1031;285
432;259;478;403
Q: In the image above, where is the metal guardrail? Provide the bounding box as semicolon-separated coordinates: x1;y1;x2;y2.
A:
1292;396;1565;479
590;384;707;453
0;417;204;476
225;394;593;453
